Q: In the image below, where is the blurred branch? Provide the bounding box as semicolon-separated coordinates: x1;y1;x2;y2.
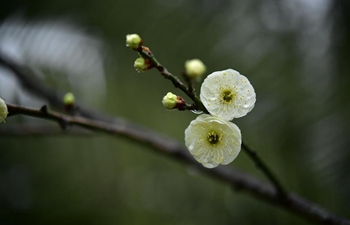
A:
4;106;350;225
137;45;286;197
2;52;285;197
0;56;123;123
1;56;350;225
0;57;64;108
242;141;286;197
0;124;93;137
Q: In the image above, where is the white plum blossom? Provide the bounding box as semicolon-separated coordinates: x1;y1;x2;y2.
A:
185;114;241;168
200;69;256;121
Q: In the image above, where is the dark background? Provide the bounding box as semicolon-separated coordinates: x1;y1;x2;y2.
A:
0;0;349;224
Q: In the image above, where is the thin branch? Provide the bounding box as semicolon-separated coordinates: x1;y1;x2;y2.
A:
2;55;350;224
242;140;286;197
0;56;122;123
1;50;283;195
5;103;350;225
183;72;196;98
138;47;208;114
0;124;93;137
0;57;64;108
137;45;286;196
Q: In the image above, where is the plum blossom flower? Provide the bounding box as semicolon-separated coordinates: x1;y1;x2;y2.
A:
200;69;256;121
185;114;241;168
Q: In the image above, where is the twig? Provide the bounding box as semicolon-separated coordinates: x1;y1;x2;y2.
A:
138;47;208;114
137;46;286;196
4;103;350;225
242;140;286;197
1;51;283;197
0;124;93;137
183;72;196;97
0;56;122;123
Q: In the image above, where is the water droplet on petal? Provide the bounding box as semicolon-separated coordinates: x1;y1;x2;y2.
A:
191;110;203;115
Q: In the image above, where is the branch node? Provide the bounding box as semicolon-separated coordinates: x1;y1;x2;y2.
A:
40;105;48;114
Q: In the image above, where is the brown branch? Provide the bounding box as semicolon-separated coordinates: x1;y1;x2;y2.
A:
242;141;286;197
1;55;350;225
1;49;283;195
183;73;196;98
0;56;129;125
137;45;286;196
138;47;208;114
0;124;93;137
5;103;350;225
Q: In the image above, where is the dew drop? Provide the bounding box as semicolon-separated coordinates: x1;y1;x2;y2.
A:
191;110;203;114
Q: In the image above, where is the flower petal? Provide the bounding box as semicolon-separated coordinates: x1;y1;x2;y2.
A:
184;115;241;168
200;69;256;120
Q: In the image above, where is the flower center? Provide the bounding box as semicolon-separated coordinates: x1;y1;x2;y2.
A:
207;131;222;145
221;90;236;104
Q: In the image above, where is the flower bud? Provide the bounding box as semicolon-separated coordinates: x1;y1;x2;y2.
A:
134;57;152;72
0;97;8;123
162;92;178;110
63;92;75;106
185;59;206;79
126;34;142;50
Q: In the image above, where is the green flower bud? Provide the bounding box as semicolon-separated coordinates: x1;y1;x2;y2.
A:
134;57;151;72
0;97;8;123
185;59;206;79
126;34;142;50
63;92;75;106
162;92;178;110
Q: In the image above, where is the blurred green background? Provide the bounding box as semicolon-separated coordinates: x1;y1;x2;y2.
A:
0;0;350;224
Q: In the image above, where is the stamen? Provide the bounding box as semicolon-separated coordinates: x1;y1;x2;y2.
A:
207;131;222;145
220;89;236;104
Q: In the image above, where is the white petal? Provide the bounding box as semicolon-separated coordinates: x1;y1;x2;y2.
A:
184;115;242;168
200;69;256;120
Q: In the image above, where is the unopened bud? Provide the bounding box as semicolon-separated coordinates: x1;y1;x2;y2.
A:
63;92;75;106
134;57;152;72
0;97;8;123
162;92;178;110
185;59;206;79
126;34;142;50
